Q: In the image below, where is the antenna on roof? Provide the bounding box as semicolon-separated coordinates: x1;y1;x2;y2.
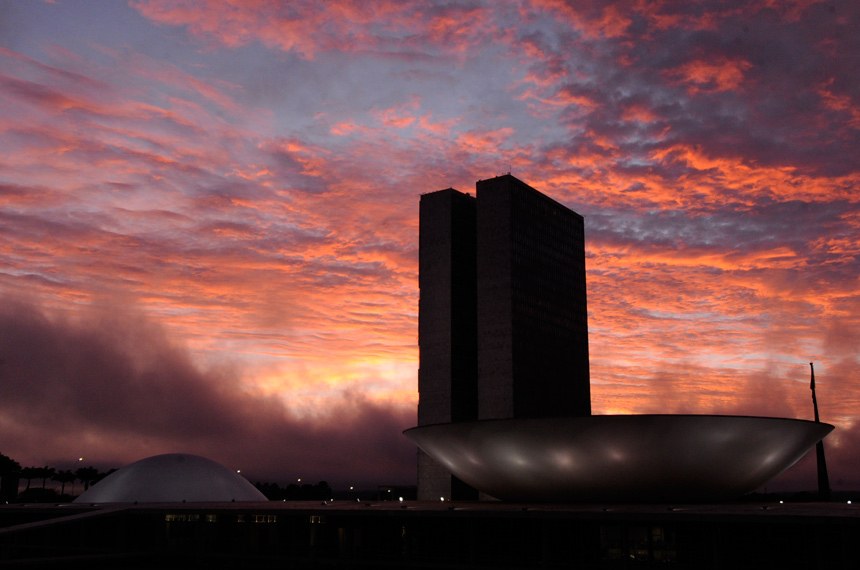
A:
810;362;831;500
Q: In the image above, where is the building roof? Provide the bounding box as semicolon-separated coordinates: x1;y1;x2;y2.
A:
73;453;267;504
406;415;833;502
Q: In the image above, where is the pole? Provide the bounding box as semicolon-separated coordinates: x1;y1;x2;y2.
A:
810;362;831;500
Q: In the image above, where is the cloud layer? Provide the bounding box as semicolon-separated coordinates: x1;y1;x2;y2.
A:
1;1;858;489
0;298;415;486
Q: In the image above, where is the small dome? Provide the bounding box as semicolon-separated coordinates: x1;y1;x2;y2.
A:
74;453;267;503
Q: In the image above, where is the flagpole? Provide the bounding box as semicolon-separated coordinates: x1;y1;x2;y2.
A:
810;362;831;500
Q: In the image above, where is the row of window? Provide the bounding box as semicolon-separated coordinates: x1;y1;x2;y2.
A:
164;513;278;524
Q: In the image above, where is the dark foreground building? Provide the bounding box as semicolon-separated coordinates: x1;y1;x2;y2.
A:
418;175;590;500
418;188;479;501
2;500;859;568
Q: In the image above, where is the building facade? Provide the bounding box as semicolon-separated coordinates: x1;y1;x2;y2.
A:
476;175;590;420
418;175;590;500
417;189;478;501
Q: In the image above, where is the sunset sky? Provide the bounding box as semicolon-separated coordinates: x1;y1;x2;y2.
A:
1;1;858;490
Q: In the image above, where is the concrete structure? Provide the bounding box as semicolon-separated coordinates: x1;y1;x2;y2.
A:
74;454;267;503
3;500;860;568
414;175;834;503
417;189;479;501
406;415;834;502
475;175;590;419
417;175;590;500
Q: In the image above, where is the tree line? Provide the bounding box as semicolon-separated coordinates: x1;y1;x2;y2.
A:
254;480;333;501
1;452;338;503
1;452;114;502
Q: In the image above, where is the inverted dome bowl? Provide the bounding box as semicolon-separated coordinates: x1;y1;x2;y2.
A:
404;415;833;502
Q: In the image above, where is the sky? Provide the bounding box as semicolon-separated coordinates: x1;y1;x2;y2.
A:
1;0;858;491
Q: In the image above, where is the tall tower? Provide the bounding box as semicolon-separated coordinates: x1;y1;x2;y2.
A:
417;175;590;499
417;189;478;501
476;175;590;419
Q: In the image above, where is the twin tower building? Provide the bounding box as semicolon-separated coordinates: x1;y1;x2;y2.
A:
418;174;591;500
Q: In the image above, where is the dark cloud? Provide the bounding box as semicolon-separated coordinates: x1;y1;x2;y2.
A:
621;361;860;490
0;298;416;486
586;199;856;253
0;74;78;110
532;1;860;178
2;0;857;496
764;418;860;492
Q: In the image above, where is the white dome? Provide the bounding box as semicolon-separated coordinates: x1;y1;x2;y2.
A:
73;453;268;503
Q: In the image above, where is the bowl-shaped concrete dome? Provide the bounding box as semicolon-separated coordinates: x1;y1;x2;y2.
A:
74;453;267;503
404;415;833;502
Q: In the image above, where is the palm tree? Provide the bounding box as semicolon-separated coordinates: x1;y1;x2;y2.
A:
20;467;39;491
75;466;100;491
52;470;76;496
39;466;56;489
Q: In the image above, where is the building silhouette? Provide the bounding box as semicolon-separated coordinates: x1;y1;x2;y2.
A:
418;174;590;500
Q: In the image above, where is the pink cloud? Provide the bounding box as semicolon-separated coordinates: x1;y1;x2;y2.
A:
621;102;659;123
1;0;858;491
666;57;753;94
131;0;496;58
530;0;632;39
416;114;458;136
329;120;368;136
817;78;860;128
0;298;415;485
372;98;421;129
457;127;515;153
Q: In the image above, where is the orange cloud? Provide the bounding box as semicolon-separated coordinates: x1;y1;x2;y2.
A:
621;102;659;123
3;0;859;489
457;128;515;153
372;98;421;129
817;78;860;128
131;0;494;59
666;57;753;94
330;121;369;136
531;0;632;39
416;114;458;136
